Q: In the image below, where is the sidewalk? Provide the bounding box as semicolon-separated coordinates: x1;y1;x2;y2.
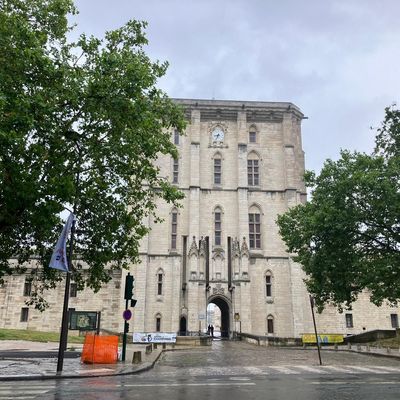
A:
0;340;162;381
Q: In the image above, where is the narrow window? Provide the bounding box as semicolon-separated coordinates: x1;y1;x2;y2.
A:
249;211;261;249
157;273;163;295
172;159;179;183
174;129;180;145
391;314;399;328
214;158;222;185
23;279;32;297
70;283;77;298
249;128;257;143
265;274;272;297
171;211;178;250
214;209;222;246
156;316;161;332
247;159;259;186
345;313;353;328
20;307;29;322
267;316;274;334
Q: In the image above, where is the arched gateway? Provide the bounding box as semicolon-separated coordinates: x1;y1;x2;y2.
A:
208;295;231;338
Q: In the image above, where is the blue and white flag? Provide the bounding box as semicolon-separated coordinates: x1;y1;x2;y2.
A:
49;213;75;272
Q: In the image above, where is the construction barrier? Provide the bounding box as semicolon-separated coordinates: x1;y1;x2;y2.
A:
81;333;119;364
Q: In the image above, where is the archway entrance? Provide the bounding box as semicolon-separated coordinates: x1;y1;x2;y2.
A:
207;296;230;338
179;316;187;336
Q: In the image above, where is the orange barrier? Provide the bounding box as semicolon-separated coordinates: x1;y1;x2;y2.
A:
81;333;119;364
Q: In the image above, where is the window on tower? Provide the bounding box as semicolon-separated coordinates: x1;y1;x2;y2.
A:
249;206;261;249
214;207;222;246
171;210;178;250
247;153;260;186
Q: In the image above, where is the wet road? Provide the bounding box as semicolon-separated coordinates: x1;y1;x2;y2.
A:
3;340;400;400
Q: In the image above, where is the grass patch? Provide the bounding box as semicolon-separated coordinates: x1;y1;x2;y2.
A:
0;328;85;344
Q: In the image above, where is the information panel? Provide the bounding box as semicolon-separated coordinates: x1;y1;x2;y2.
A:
302;333;344;344
133;332;177;343
69;311;98;331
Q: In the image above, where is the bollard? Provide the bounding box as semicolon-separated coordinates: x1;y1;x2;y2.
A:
347;342;351;350
132;351;142;364
334;344;338;351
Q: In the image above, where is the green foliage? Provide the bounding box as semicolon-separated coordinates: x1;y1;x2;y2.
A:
277;106;400;311
0;0;186;308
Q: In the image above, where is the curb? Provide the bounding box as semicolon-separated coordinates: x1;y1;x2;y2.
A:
0;350;164;382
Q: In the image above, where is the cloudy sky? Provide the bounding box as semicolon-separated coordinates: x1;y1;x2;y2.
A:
72;0;400;172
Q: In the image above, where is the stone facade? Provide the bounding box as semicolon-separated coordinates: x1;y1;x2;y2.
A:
0;98;398;337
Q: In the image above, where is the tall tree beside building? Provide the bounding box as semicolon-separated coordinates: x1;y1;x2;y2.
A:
0;0;185;309
277;106;400;311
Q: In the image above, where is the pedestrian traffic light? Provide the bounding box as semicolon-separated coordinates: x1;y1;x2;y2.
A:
124;273;134;300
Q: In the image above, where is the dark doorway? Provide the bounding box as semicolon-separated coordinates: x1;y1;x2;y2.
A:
208;296;230;338
179;316;187;336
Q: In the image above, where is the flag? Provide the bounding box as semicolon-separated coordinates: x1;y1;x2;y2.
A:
49;213;75;272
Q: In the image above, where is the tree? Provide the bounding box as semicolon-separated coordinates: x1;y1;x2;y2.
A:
0;0;186;309
277;106;400;311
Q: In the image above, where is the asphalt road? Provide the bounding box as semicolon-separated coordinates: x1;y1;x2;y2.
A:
2;340;400;400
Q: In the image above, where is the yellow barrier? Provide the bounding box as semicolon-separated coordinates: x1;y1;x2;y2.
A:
302;334;344;344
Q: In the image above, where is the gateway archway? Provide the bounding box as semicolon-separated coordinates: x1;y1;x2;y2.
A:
207;295;231;338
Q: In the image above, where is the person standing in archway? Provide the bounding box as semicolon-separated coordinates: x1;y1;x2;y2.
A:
210;325;214;337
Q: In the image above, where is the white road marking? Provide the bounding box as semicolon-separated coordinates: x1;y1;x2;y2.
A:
244;366;266;375
322;365;356;374
349;366;387;374
295;366;328;374
374;366;400;373
269;366;300;374
118;382;255;387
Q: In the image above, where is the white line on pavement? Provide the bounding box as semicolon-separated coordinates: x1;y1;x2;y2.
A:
118;382;256;387
268;366;300;374
244;366;266;375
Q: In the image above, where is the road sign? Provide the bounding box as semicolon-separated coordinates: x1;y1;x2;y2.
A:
123;309;132;321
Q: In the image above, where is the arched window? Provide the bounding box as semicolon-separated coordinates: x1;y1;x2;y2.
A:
267;315;274;334
172;158;179;183
247;152;260;186
157;269;164;296
249;205;261;249
171;209;178;250
174;129;180;145
213;153;222;185
249;125;257;143
155;313;162;332
214;207;222;246
265;271;272;297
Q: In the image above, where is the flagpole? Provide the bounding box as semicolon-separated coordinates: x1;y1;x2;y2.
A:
56;217;76;374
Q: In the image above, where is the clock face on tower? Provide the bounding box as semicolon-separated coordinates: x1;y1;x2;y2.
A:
212;127;224;143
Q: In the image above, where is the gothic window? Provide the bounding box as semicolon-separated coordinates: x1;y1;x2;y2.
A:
391;314;399;328
267;315;274;334
171;210;178;250
157;271;163;296
156;314;162;332
172;158;179;183
247;153;260;186
23;278;32;297
214;207;222;246
345;313;353;328
70;282;77;298
20;307;29;322
265;272;272;297
249;125;257;143
174;129;180;145
213;154;222;185
249;205;261;249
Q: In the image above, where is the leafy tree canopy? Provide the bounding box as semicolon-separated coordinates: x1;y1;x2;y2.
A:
277;106;400;311
0;0;185;309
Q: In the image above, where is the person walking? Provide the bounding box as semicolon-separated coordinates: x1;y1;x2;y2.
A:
210;325;214;337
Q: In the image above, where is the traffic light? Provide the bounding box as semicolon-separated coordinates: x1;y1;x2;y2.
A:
124;273;134;300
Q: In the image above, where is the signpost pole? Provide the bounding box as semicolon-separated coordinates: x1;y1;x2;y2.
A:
309;295;322;365
122;299;129;362
56;218;75;374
